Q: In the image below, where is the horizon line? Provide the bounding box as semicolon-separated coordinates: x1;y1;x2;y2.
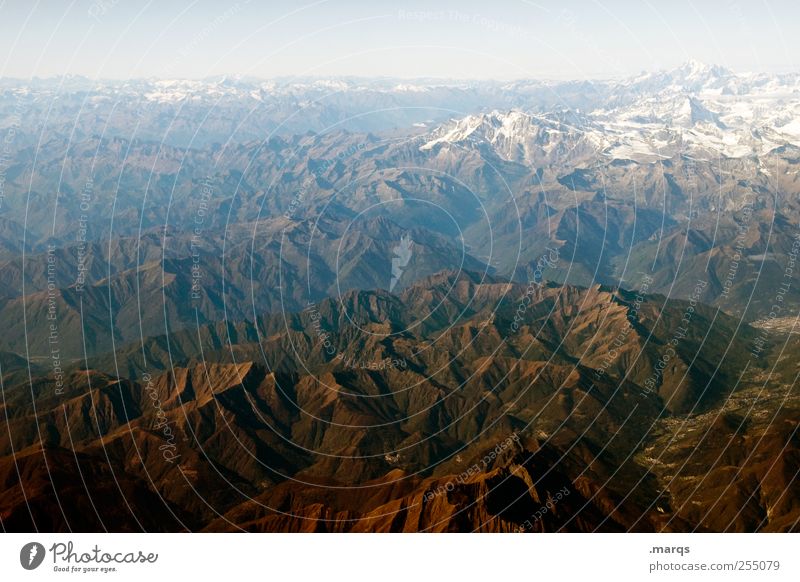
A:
4;60;800;85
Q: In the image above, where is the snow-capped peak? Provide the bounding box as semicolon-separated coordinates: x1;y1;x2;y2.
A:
674;59;731;81
419;110;603;166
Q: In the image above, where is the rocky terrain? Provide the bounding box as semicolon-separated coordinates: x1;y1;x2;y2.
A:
0;63;798;532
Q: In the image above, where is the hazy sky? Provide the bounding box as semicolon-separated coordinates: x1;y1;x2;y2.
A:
0;0;797;80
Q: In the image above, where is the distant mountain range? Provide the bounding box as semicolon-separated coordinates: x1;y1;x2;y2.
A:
0;63;798;532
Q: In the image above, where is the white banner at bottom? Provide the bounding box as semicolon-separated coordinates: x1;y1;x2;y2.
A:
0;533;796;581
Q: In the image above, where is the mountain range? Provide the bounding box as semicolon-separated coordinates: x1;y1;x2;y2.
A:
0;62;798;532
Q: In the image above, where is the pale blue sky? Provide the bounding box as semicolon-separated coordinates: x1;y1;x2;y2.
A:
0;0;797;80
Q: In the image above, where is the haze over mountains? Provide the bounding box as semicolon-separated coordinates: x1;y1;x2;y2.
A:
0;62;798;532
